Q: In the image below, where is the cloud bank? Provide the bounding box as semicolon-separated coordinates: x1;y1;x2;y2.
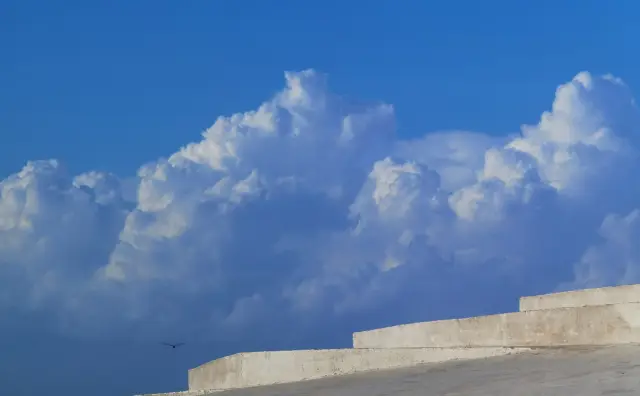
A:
2;69;640;348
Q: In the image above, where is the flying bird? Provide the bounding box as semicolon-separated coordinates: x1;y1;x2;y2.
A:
161;342;185;349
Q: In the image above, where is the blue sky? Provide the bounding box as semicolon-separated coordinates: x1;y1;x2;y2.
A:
2;1;640;395
4;1;638;177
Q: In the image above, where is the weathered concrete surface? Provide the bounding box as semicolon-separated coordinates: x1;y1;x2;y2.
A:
353;302;640;348
140;345;640;396
520;283;640;311
187;347;530;391
136;391;222;396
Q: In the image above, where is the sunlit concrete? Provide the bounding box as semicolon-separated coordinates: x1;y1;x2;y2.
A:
353;302;640;348
137;283;640;395
187;347;529;391
140;345;640;396
520;284;640;311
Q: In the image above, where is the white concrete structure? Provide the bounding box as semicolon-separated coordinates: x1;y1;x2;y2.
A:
519;284;640;311
137;283;640;396
140;345;640;396
137;392;220;396
353;302;640;348
187;347;530;391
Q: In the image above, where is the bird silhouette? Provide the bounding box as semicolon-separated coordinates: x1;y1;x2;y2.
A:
161;342;185;349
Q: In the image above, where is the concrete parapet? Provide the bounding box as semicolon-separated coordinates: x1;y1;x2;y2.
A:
353;302;640;349
135;391;222;396
519;284;640;311
140;346;640;396
187;347;531;391
135;284;640;395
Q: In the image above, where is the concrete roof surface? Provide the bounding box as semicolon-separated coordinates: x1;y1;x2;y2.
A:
202;345;640;396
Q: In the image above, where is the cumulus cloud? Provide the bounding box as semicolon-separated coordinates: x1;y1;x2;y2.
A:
2;69;640;347
0;160;128;311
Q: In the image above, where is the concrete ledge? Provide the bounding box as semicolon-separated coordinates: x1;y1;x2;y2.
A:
135;391;222;396
187;347;531;391
353;302;640;348
519;283;640;311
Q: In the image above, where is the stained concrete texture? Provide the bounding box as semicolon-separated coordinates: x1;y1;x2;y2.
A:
353;303;640;348
520;284;640;311
188;347;531;390
186;345;640;396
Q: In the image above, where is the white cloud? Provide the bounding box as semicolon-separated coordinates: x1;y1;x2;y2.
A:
0;160;127;315
1;69;640;345
568;209;640;289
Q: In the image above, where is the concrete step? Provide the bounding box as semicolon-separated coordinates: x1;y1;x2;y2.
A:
138;345;640;396
352;302;640;349
186;347;532;392
135;392;220;396
519;283;640;311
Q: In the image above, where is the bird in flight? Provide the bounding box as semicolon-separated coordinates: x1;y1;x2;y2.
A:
161;342;185;349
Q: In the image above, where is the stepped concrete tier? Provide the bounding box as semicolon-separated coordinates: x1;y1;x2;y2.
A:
519;283;640;311
185;347;530;392
136;283;640;396
137;392;219;396
353;302;640;349
138;345;640;396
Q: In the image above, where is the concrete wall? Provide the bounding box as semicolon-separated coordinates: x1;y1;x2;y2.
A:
353;302;640;349
519;284;640;311
136;391;222;396
137;284;640;396
187;347;531;391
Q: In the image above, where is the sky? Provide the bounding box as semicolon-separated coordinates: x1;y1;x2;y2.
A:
2;1;640;395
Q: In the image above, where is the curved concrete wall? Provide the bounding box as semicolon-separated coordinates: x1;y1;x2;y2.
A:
135;391;220;396
353;302;640;349
137;284;640;396
187;347;531;391
519;284;640;311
